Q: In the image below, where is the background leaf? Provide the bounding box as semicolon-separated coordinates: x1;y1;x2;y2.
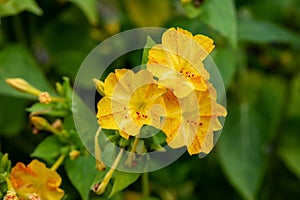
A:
212;47;237;88
218;72;286;200
64;0;98;25
109;171;141;198
0;0;42;17
238;19;300;45
202;0;237;47
0;44;55;99
0;95;26;137
65;155;99;200
31;135;62;164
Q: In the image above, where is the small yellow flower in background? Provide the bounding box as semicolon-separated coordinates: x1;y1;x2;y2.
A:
147;27;214;98
10;159;64;200
97;69;166;138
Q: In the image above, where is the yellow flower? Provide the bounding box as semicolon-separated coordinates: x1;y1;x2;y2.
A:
97;69;166;138
147;27;214;98
10;160;64;200
161;83;227;155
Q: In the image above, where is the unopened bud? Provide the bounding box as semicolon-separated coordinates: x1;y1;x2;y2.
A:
69;150;80;160
93;79;105;96
39;92;51;104
6;78;41;96
30;116;60;135
3;191;18;200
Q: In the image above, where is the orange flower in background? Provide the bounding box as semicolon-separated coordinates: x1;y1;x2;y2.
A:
10;159;64;200
97;69;167;138
147;27;215;98
162;83;227;155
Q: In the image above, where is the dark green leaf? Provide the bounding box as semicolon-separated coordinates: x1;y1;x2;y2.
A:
64;0;98;25
0;0;42;17
238;19;300;45
109;171;141;198
279;119;300;180
0;95;26;137
202;0;237;47
212;47;237;88
218;72;286;200
65;155;99;200
0;44;55;99
31;135;63;164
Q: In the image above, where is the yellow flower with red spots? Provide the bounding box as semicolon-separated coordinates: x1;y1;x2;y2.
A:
96;69;166;138
10;159;64;200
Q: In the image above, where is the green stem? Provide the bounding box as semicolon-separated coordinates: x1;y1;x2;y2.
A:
50;154;66;171
142;172;150;200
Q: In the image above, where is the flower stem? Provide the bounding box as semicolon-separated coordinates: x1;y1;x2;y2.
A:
95;148;124;195
95;126;106;171
125;136;139;167
50;154;66;171
142;172;150;199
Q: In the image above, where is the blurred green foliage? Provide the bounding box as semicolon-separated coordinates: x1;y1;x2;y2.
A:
0;0;300;199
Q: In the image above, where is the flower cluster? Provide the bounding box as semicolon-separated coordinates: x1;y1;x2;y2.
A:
97;28;227;155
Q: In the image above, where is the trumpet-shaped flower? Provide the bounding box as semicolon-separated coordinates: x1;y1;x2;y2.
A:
161;83;227;155
10;159;64;200
147;27;215;98
97;69;166;137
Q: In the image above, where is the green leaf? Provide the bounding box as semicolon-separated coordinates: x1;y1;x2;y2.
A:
31;135;63;164
0;44;55;99
65;155;99;200
0;0;42;17
238;19;300;45
202;0;237;47
218;72;286;200
26;103;70;117
109;171;141;198
64;0;98;25
141;36;156;65
212;47;237;88
0;95;26;137
279;119;300;180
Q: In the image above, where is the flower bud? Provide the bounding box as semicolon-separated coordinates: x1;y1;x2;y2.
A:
30;116;60;135
6;78;41;96
93;79;105;96
39;92;51;104
69;150;80;160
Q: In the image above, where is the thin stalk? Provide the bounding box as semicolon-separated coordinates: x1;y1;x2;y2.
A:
50;154;66;171
142;172;150;200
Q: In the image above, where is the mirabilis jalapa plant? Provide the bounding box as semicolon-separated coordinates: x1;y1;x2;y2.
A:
2;27;226;199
